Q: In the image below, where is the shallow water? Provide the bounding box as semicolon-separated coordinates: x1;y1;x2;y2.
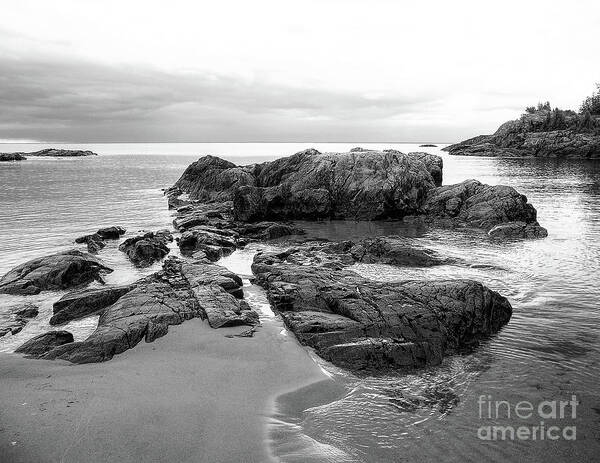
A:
1;143;599;462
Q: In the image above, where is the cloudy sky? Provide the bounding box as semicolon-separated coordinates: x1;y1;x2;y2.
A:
1;0;599;143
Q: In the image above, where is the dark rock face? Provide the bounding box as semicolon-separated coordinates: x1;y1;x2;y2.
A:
170;155;255;202
20;149;97;157
0;304;40;337
96;226;126;239
488;221;549;239
39;258;258;363
119;230;172;267
383;150;443;187
251;248;512;371
50;285;136;325
75;233;106;253
419;179;547;233
0;250;113;295
75;227;125;253
233;150;436;221
444;110;600;158
0;153;26;161
349;237;450;266
16;331;74;357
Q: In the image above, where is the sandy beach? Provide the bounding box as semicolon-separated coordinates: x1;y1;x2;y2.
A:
0;318;330;463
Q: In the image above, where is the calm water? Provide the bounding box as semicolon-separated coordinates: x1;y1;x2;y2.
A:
1;143;599;462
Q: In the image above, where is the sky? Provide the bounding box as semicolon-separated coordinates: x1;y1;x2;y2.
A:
0;0;599;143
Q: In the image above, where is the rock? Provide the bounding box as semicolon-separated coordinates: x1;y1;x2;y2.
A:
444;110;600;158
51;285;136;325
14;304;39;318
75;233;106;253
0;250;113;295
177;228;237;259
419;179;544;231
233;149;437;221
41;257;257;363
96;226;126;239
169;155;255;202
349;237;450;266
251;249;512;372
170;149;546;238
0;153;26;161
234;222;304;240
15;331;74;357
419;144;438;147
0;317;28;337
119;230;172;267
20;149;97;157
180;260;245;298
488;221;548;239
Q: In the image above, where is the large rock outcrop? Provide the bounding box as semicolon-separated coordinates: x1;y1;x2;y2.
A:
15;149;97;157
417;179;547;235
31;258;258;363
444;109;600;158
0;250;113;295
169;149;545;238
251;248;512;371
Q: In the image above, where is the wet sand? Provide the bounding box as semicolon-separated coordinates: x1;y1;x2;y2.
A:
0;318;329;463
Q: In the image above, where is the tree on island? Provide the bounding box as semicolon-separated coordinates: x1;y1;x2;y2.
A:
580;83;600;115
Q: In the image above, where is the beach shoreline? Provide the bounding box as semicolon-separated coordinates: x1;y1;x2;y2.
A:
0;317;329;463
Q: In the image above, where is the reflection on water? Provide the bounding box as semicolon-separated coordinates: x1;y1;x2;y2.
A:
1;146;600;462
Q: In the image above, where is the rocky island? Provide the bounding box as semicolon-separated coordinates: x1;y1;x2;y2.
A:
0;148;98;159
0;148;548;372
444;100;600;158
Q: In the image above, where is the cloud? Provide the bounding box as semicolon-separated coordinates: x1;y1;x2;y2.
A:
0;54;443;142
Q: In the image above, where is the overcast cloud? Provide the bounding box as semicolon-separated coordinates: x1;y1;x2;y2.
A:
1;0;599;142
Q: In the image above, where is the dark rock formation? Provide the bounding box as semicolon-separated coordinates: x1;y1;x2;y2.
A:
419;144;438;147
177;227;237;260
418;179;547;234
488;221;548;239
251;248;512;371
51;285;136;325
15;331;74;357
14;304;39;318
444;110;600;158
349;237;450;266
38;258;258;363
96;226;126;239
233;149;436;221
119;230;172;267
75;233;106;253
0;305;40;337
0;153;26;161
75;226;126;253
0;250;113;295
169;149;545;238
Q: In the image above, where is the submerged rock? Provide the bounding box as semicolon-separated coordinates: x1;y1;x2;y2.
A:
75;233;106;253
488;221;548;239
14;304;40;318
119;230;172;267
251;248;512;371
15;331;74;357
96;226;126;239
0;250;113;295
51;285;136;325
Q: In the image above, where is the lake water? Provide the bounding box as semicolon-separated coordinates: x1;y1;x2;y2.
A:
1;143;599;462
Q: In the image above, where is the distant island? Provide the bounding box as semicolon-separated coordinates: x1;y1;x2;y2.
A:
0;149;98;161
444;84;600;158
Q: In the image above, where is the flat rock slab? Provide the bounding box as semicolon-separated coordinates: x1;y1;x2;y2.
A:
15;331;74;356
251;248;512;372
0;250;113;295
51;284;136;325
